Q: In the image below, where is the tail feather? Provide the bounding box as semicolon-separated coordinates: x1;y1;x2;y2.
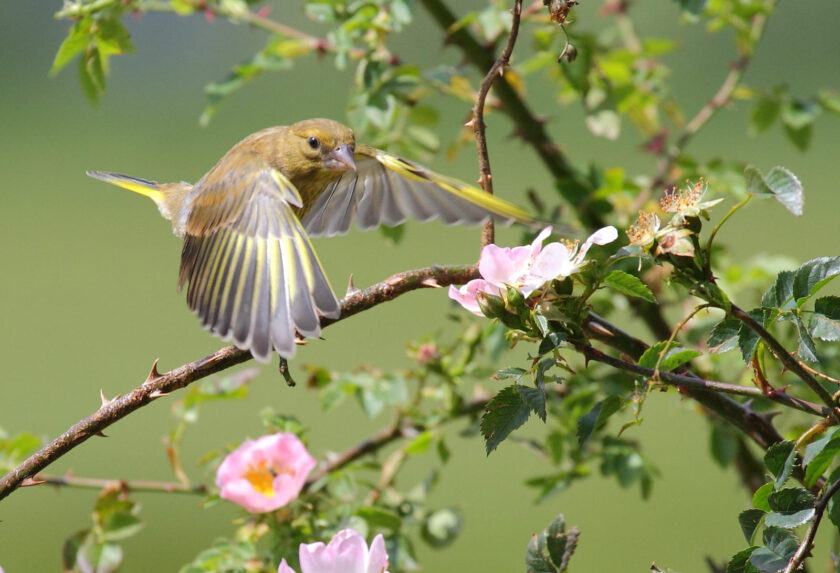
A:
86;170;164;202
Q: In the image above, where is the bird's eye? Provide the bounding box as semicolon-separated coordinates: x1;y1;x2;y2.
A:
307;136;320;150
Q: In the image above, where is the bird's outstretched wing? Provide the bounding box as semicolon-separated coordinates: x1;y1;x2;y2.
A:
301;145;535;237
180;153;339;361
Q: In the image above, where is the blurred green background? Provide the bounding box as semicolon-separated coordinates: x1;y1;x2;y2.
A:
2;1;840;571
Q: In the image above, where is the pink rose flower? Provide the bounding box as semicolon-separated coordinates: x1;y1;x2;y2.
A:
278;529;389;573
448;226;617;315
216;432;316;513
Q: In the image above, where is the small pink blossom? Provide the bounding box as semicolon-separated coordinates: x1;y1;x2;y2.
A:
448;226;618;315
278;529;389;573
216;433;316;513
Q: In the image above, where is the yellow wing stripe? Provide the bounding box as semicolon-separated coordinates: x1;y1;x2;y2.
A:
86;171;165;203
376;152;533;224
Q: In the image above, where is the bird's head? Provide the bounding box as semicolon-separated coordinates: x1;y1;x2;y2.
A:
288;118;357;175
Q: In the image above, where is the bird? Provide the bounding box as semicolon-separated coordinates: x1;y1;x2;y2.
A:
88;118;536;362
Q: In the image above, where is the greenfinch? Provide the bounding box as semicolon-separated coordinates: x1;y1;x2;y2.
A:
88;118;534;362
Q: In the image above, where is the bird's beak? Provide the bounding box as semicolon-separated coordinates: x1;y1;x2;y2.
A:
327;144;357;172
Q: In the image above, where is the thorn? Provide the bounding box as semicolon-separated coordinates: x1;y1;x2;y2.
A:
421;278;441;288
464;118;476;129
345;274;360;296
94;430;108;438
149;389;171;399
21;477;46;487
144;359;162;385
99;389;113;409
498;66;505;77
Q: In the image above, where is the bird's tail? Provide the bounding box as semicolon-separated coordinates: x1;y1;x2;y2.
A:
86;170;165;203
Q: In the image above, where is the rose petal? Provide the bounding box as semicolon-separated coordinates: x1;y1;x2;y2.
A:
366;534;390;573
478;244;532;287
448;280;499;316
278;560;297;573
576;226;618;260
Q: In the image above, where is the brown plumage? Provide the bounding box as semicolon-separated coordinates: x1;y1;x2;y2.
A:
88;118;535;362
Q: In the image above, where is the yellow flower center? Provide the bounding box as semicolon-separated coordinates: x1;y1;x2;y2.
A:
244;461;278;497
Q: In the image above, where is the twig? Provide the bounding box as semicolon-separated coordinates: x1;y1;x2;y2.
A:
25;473;207;495
730;304;838;416
419;0;598;228
650;7;773;191
470;0;524;247
783;479;840;573
580;345;828;417
0;264;479;503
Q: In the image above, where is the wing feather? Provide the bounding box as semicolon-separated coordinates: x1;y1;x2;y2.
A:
302;145;534;237
180;154;339;361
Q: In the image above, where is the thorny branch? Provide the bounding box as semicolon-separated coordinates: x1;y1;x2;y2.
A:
470;0;524;248
782;478;840;573
0;265;479;502
23;473;208;495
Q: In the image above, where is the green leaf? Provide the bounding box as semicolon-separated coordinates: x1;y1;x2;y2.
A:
750;96;781;135
753;483;773;512
422;508;462;548
481;385;532;454
379;224;405;244
711;424;739;467
793;314;818;363
818;90;840;114
603;270;656;303
781;100;818;151
355;506;402;531
52;22;91;75
405;431;434;455
749;527;798;573
708;318;740;353
674;0;707;15
738;309;768;362
765;488;816;528
764;441;796;490
546;515;578;571
577;395;621;447
519;386;547;423
526;533;558;573
761;271;795;310
745;166;804;217
638;341;701;371
738;509;766;543
804;432;840;487
811;296;840;341
725;547;759;573
495;367;527;381
793;257;840;302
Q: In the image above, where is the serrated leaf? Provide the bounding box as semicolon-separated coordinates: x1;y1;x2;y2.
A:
739;509;766;543
793;314;819;363
745;166;804;217
481;385;532;454
749;527;798;572
577;395;621;447
804;433;840;488
764;441;796;490
768;486;815;513
761;271;795;310
603;270;656;303
765;509;815;529
753;482;773;512
708;318;740;353
519;386;547;422
726;547;759;573
738;309;768;362
526;533;558;573
793;257;840;302
811;296;840;341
